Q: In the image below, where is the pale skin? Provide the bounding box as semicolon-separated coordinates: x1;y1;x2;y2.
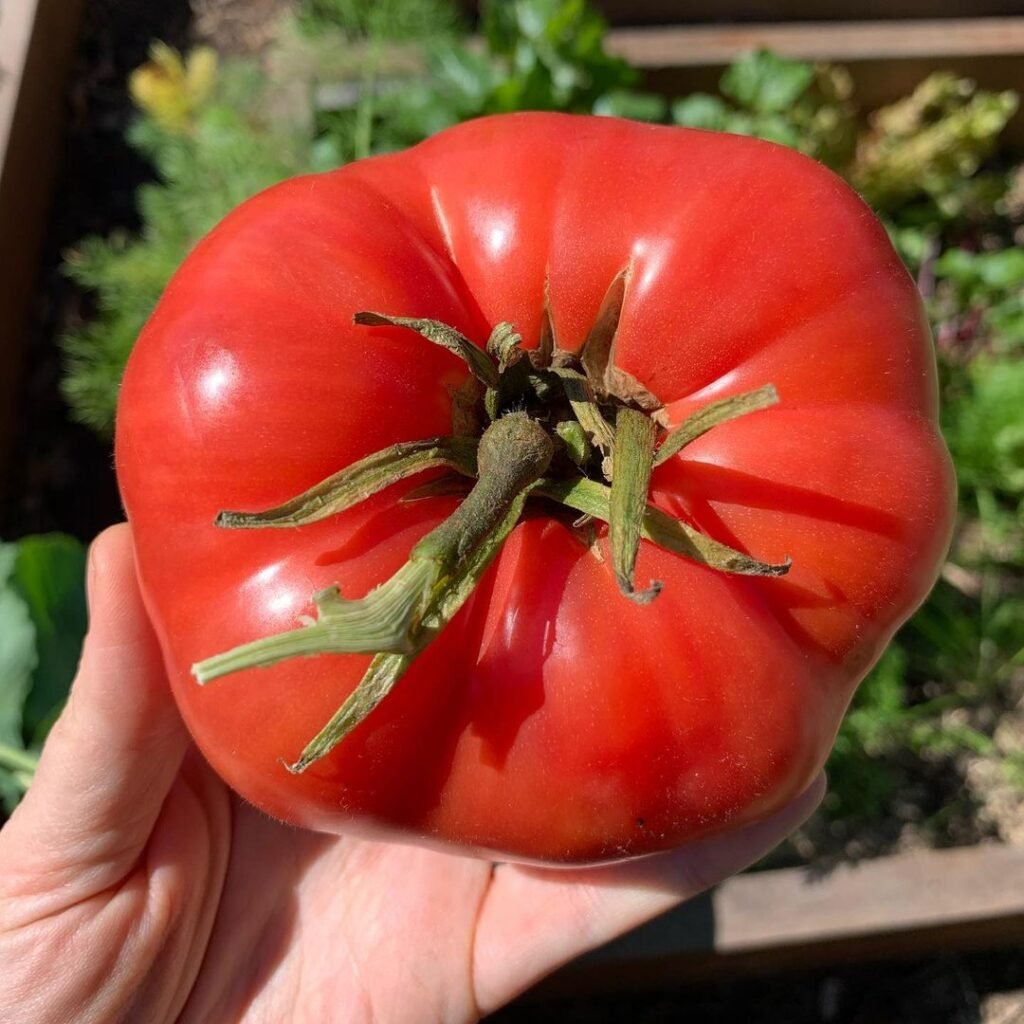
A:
0;525;825;1023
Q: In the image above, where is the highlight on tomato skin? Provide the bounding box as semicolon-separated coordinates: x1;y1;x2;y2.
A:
115;112;956;866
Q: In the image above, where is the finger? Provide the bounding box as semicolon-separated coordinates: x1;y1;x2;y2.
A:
473;774;826;1012
0;524;190;905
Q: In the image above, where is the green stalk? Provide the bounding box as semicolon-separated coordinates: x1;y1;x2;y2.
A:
609;407;661;602
192;415;554;763
0;742;39;776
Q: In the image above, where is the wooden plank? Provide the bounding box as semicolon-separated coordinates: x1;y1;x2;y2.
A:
609;18;1024;149
458;1;1024;25
458;2;1024;24
0;0;84;495
592;1;1024;25
719;843;1024;950
604;17;1024;67
537;843;1024;996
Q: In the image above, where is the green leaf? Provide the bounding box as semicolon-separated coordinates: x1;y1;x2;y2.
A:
720;50;815;114
934;246;979;284
977;249;1024;289
944;355;1024;499
671;93;729;130
0;545;37;747
11;535;88;744
592;89;666;122
0;544;38;812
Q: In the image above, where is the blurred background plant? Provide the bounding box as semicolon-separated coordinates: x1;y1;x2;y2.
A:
0;535;87;810
6;0;1022;858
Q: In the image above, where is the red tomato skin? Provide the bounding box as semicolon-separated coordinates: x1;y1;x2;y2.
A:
116;114;955;864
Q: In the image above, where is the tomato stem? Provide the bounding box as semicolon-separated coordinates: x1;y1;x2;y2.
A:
192;415;553;750
285;482;536;773
193;296;790;772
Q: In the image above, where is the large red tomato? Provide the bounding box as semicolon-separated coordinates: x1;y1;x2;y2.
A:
116;113;954;864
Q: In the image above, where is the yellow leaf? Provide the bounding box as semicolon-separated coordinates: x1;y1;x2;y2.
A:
185;47;218;109
128;41;219;134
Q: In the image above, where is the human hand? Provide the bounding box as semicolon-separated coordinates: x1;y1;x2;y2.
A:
0;524;824;1023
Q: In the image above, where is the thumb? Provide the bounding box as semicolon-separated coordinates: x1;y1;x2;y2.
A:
0;524;190;910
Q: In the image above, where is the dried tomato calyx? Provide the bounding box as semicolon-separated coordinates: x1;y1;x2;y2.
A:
190;300;789;771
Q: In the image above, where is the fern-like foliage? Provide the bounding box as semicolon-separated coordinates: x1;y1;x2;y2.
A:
61;54;320;434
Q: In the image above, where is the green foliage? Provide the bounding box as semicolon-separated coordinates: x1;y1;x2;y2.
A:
828;647;908;820
61;55;320;435
477;0;638;113
933;247;1024;356
313;0;662;163
0;536;88;812
851;73;1018;213
946;356;1024;501
297;0;458;39
721;47;815;111
672;50;857;168
0;546;38;810
13;535;89;743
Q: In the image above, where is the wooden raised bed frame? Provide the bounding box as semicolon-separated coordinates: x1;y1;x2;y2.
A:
608;18;1024;147
539;843;1024;995
0;0;84;501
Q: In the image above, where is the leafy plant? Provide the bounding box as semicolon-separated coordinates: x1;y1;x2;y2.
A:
932;247;1024;357
672;50;857;169
310;0;663;163
0;535;88;811
61;45;323;435
851;73;1019;213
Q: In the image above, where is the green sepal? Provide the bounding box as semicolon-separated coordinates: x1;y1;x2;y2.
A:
609;407;661;603
556;420;592;468
538;475;791;578
485;321;525;369
550;366;615;459
354;311;499;388
215;437;478;529
655;384;779;466
191;560;436;684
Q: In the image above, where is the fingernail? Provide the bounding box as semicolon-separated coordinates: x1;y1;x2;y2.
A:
86;541;100;613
